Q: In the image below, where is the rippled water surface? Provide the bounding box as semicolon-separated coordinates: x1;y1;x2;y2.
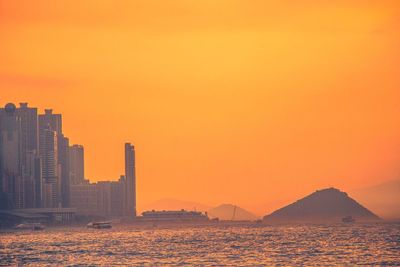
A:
0;223;399;266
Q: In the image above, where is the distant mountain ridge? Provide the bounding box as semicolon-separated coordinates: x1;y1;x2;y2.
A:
208;204;259;221
350;179;400;220
263;188;381;223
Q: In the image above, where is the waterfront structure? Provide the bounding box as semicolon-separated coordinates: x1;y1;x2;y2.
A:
96;181;112;216
125;143;136;216
113;176;126;217
0;102;137;221
69;143;134;218
69;144;85;185
70;183;98;215
70;179;125;217
0;208;76;227
98;180;125;217
141;210;210;222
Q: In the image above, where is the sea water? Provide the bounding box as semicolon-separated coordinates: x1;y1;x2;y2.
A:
0;223;399;266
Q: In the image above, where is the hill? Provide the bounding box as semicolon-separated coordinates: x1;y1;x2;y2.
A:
350;179;400;220
263;188;381;223
208;204;259;221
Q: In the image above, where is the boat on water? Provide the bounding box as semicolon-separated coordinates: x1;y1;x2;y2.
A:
87;221;112;229
14;223;45;231
140;210;209;223
342;216;355;223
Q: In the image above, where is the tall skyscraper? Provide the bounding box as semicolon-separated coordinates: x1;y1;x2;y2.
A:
124;143;136;216
0;103;23;209
16;103;42;208
39;125;59;208
39;109;69;208
39;109;62;134
69;145;85;185
58;134;70;207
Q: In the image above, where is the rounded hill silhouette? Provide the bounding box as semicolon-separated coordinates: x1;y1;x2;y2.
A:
263;188;381;223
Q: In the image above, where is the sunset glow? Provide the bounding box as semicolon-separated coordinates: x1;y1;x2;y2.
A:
1;0;400;215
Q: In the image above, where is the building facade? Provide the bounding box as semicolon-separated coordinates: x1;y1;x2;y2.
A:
17;103;42;208
0;103;23;209
69;144;85;185
38;109;69;208
70;183;98;216
125;143;136;216
39;125;59;208
70;179;126;217
58;135;70;207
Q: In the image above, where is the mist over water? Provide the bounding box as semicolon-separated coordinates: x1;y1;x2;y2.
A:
1;223;399;266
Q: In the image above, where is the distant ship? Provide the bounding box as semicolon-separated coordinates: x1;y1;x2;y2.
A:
87;221;112;229
14;223;45;231
342;216;355;223
140;210;209;222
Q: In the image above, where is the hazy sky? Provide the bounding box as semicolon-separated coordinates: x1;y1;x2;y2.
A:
1;1;400;214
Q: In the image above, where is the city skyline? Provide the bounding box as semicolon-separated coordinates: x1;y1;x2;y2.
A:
0;102;137;218
1;101;398;218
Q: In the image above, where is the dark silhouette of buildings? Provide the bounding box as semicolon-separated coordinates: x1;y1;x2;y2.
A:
70;147;135;218
0;102;137;219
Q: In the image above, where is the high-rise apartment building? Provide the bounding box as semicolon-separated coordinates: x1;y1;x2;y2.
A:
70;183;98;215
39;109;62;134
58;135;70;207
69;145;85;185
16;103;41;208
0;103;23;209
39;125;59;208
125;143;136;216
39;109;69;208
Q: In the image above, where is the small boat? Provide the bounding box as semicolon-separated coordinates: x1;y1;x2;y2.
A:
87;221;112;229
14;223;45;231
342;216;355;223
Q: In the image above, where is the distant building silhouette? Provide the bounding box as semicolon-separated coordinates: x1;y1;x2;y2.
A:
0;102;137;220
69;144;85;185
58;134;70;207
39;109;62;134
16;103;42;208
39;125;59;208
70;176;126;217
70;183;98;215
69;144;136;218
38;109;72;208
0;103;23;209
125;143;136;216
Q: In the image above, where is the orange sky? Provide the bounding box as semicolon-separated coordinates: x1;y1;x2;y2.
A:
1;0;400;215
